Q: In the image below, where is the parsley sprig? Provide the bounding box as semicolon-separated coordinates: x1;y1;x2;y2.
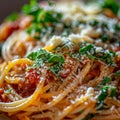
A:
96;85;116;110
98;0;120;15
5;12;19;21
22;0;62;39
101;77;112;85
27;49;65;75
72;43;116;66
22;0;40;16
96;75;116;110
115;70;120;77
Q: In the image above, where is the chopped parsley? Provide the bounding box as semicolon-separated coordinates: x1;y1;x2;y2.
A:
22;0;62;39
75;43;116;66
98;0;120;15
79;44;95;55
5;12;19;21
114;23;120;31
101;77;112;85
100;34;110;42
27;49;64;75
96;85;116;110
22;0;40;16
96;74;116;110
115;71;120;77
89;20;99;26
26;23;41;39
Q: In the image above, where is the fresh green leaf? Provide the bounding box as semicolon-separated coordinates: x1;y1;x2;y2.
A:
101;77;111;85
27;49;65;75
78;43;116;66
23;0;62;39
79;44;94;55
50;63;63;75
100;34;110;42
26;23;41;39
89;20;99;26
115;71;120;77
114;23;120;31
48;55;64;63
37;10;62;23
22;0;39;15
96;85;116;109
27;51;38;60
109;86;116;97
98;0;120;15
97;86;108;104
96;50;116;66
5;12;19;21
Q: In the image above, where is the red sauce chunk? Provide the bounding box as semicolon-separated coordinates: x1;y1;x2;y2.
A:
25;68;40;84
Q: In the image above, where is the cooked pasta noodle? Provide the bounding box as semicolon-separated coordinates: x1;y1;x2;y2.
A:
0;0;120;120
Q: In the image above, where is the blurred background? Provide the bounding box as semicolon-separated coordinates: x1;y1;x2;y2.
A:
0;0;120;23
0;0;42;23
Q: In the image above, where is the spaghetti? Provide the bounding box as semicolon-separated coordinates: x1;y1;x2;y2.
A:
0;0;120;120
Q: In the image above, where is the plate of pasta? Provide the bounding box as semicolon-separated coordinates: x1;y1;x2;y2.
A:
0;0;120;120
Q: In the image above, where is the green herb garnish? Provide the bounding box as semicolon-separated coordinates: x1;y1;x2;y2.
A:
22;0;40;15
100;34;110;42
97;50;116;65
37;10;62;23
114;23;120;31
22;0;62;22
5;12;19;21
22;0;62;39
89;20;99;26
26;23;41;39
115;71;120;77
79;44;95;56
96;85;116;110
98;0;120;15
78;43;116;66
101;77;112;85
27;49;64;75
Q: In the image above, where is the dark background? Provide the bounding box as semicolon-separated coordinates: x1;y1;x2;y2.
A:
0;0;120;23
0;0;42;23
